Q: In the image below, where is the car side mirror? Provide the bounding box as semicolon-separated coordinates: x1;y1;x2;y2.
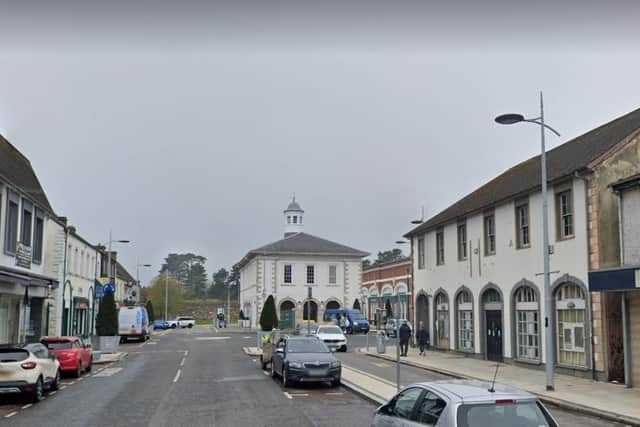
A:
377;404;391;415
276;348;284;354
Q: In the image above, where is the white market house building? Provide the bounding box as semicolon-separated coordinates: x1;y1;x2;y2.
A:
236;198;368;329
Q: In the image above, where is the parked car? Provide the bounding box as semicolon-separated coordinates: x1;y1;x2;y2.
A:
385;319;412;338
153;319;170;330
270;335;341;387
40;336;93;378
372;379;558;427
314;325;347;352
168;316;195;328
261;330;288;370
323;308;370;334
296;322;319;336
0;343;60;402
118;305;151;342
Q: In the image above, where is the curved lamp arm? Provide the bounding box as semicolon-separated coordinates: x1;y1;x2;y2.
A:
522;118;561;137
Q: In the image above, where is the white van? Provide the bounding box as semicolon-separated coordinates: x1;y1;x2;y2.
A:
118;306;150;342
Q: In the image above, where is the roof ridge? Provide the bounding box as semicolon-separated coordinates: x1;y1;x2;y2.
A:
406;106;640;236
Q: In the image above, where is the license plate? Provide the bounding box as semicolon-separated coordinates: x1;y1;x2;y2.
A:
308;369;326;376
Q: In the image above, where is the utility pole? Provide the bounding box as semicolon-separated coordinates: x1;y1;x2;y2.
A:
164;272;169;321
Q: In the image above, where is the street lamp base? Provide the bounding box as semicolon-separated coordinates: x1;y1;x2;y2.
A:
546;385;555;391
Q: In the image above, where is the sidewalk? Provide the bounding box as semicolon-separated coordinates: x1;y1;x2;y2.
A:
360;345;640;426
93;351;128;365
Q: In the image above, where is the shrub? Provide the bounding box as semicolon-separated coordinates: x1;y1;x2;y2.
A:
96;291;118;336
259;295;278;331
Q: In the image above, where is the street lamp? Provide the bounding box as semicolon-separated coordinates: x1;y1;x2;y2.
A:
106;230;130;287
495;91;560;391
392;239;413;391
134;263;152;305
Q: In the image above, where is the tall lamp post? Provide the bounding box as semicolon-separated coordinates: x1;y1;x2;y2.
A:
106;230;130;287
495;91;560;391
136;262;152;304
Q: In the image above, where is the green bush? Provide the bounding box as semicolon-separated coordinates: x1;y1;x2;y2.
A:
146;300;155;322
96;292;118;336
259;295;278;331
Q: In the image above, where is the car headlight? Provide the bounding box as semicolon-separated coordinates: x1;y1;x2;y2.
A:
353;321;359;325
288;361;303;369
330;361;341;368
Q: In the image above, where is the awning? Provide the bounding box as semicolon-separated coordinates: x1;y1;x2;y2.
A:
0;265;58;288
588;266;640;292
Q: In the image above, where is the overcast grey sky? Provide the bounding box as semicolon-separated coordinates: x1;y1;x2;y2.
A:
1;1;639;286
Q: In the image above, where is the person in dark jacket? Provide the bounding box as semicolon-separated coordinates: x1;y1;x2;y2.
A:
398;321;412;357
417;321;429;356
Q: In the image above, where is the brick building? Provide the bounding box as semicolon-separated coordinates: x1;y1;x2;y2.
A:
361;258;412;327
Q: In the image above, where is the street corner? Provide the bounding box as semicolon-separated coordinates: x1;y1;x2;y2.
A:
242;347;262;356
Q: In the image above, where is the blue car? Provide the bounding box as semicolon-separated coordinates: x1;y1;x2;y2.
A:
153;320;170;330
322;309;370;334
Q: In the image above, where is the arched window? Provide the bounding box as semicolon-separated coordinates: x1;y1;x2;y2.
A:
326;300;340;310
456;290;473;352
435;292;449;350
483;289;501;303
303;300;318;321
514;285;540;362
396;283;408;320
556;283;587;367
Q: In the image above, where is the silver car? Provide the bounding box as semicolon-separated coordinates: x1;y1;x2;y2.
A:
371;379;558;427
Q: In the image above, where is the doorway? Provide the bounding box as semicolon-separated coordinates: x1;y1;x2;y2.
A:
486;310;503;362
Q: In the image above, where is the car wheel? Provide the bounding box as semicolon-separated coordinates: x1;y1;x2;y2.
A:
187;324;193;328
260;356;267;370
31;377;44;402
86;358;93;372
282;368;292;387
51;369;61;391
270;361;277;378
341;345;347;352
171;324;177;329
331;378;341;387
74;362;83;378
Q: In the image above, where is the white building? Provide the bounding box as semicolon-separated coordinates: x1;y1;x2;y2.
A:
405;109;640;378
0;135;59;344
236;198;369;328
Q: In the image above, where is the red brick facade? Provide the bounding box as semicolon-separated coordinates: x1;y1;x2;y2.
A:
361;259;413;325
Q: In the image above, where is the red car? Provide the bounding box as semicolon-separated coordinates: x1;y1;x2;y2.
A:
40;336;93;378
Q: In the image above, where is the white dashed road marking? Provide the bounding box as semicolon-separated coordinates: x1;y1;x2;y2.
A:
173;369;182;383
94;367;123;377
325;392;344;396
195;337;231;341
180;357;186;366
4;411;18;418
21;404;32;409
283;392;292;399
263;370;270;376
288;393;309;397
60;385;67;390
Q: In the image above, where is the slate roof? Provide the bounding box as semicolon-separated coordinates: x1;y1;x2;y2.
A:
0;134;54;213
236;232;369;268
406;107;640;237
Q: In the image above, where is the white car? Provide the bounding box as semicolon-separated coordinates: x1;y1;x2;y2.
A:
314;325;348;352
0;343;61;402
168;316;195;328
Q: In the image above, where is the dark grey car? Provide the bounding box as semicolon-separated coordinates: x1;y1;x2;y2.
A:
270;336;341;387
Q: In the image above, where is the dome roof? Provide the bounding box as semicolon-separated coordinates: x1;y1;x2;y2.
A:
285;197;303;212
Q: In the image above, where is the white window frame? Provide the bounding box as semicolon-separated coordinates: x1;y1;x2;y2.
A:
417;237;425;269
328;265;337;285
283;264;292;284
306;264;315;284
515;202;530;248
484;214;496;255
457;223;467;261
436;229;445;266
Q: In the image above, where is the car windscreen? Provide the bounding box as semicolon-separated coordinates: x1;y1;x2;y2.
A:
349;313;365;320
317;326;343;335
457;401;555;427
287;339;329;353
42;341;73;350
0;349;29;362
299;325;319;334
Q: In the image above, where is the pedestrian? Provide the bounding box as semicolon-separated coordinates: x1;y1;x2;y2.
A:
417;321;429;356
398;320;412;357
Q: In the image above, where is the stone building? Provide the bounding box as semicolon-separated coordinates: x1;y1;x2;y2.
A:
236;198;368;328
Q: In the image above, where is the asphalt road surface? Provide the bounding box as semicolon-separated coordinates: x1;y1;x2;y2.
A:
340;334;630;427
0;327;375;427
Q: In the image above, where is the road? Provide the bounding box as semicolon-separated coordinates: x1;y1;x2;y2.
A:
339;334;629;427
0;327;374;427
